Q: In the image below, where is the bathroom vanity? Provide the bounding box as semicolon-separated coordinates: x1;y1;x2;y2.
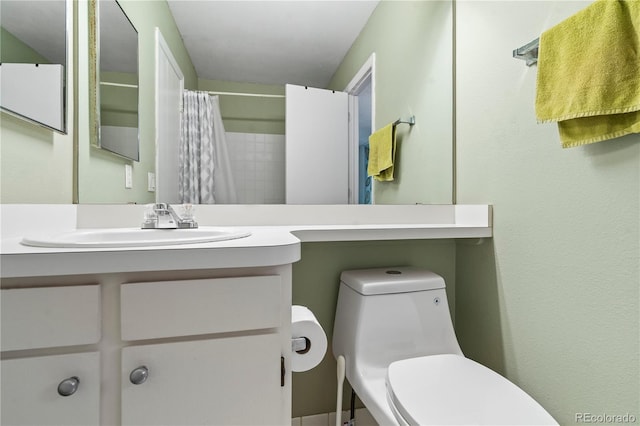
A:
0;204;491;425
1;258;296;425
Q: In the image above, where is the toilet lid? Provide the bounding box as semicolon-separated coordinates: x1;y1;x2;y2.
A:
386;354;557;425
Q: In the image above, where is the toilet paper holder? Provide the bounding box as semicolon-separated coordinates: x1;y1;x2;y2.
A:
292;336;310;354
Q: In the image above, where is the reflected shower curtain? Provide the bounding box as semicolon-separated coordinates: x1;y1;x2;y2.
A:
179;91;237;204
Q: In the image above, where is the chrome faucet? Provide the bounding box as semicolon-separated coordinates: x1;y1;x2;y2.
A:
142;203;198;229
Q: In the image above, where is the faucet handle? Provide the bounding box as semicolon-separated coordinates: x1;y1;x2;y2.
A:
181;204;195;221
141;204;158;228
154;203;169;211
177;204;198;228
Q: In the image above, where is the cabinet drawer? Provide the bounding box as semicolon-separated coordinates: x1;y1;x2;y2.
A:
1;285;101;351
121;276;281;340
1;352;100;426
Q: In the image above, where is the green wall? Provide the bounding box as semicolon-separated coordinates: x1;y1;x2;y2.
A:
197;78;285;134
291;239;457;417
100;71;138;128
77;0;197;204
329;1;454;205
0;27;51;63
455;1;639;424
0;24;73;203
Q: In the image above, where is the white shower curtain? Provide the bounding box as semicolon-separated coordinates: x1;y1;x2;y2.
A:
179;90;237;204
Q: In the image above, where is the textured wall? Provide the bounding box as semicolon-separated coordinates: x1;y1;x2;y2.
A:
329;1;454;205
455;1;639;424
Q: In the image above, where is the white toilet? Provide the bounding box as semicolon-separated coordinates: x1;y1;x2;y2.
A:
333;267;557;425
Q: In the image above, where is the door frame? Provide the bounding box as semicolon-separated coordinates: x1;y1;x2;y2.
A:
344;53;375;204
155;27;184;203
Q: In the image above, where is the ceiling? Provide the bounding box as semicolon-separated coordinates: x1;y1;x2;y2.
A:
0;0;66;65
2;0;379;89
166;0;379;88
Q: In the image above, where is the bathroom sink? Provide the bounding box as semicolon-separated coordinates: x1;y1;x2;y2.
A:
20;227;251;248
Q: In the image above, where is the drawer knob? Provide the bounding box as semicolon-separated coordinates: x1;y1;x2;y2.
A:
129;366;149;385
57;376;80;397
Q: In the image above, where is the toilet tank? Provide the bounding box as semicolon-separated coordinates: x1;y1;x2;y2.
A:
333;267;462;369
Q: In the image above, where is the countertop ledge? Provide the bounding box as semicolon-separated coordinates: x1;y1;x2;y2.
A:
1;204;492;278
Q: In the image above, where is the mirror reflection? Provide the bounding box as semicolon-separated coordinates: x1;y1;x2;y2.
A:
92;0;139;161
0;1;454;206
0;0;67;133
81;0;454;205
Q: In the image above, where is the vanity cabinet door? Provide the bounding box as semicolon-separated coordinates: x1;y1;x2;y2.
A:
1;352;100;426
121;333;284;425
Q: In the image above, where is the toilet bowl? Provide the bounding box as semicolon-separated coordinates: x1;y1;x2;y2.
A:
332;267;557;425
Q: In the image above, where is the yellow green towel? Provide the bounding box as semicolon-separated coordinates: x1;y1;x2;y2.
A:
535;0;640;148
367;123;396;182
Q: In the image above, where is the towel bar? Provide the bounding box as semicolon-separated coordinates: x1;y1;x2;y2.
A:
513;37;539;66
394;116;415;126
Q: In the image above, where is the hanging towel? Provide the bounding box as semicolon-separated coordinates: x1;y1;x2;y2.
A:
535;0;640;148
367;123;396;181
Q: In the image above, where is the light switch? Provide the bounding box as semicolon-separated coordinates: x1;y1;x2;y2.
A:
148;172;156;192
125;164;133;189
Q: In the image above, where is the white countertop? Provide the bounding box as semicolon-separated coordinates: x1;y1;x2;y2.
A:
1;204;492;278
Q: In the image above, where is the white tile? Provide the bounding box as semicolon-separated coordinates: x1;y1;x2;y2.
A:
264;133;282;143
329;411;350;426
301;413;329;426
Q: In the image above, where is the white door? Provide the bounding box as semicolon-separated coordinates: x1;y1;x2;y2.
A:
285;84;349;204
1;353;100;426
121;334;283;425
155;28;184;204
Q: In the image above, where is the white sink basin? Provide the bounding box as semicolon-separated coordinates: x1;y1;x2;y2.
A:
21;227;251;248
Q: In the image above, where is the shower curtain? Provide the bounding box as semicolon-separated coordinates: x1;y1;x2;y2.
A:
179;90;237;204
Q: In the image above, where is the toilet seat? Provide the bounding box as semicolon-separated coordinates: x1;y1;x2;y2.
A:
386;354;557;425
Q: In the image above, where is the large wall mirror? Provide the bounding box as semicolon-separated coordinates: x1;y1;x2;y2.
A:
78;0;454;206
89;0;139;161
0;0;67;133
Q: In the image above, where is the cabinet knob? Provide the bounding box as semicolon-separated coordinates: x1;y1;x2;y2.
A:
57;376;80;397
129;366;149;385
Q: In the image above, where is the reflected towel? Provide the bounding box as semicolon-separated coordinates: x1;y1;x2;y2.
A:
535;0;640;148
367;123;396;182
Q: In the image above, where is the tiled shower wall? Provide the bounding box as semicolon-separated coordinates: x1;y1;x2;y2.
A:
226;132;285;204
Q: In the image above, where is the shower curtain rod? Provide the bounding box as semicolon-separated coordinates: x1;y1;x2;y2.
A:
98;83;283;98
207;90;285;99
100;81;138;89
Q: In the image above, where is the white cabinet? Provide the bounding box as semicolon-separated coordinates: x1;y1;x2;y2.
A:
1;285;101;351
1;271;291;426
119;275;286;425
122;334;282;425
1;285;101;426
120;276;282;340
1;352;100;426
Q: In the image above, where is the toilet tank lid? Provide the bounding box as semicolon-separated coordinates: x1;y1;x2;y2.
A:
340;267;445;295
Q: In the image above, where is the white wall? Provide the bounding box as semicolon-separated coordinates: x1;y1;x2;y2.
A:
455;1;639;424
